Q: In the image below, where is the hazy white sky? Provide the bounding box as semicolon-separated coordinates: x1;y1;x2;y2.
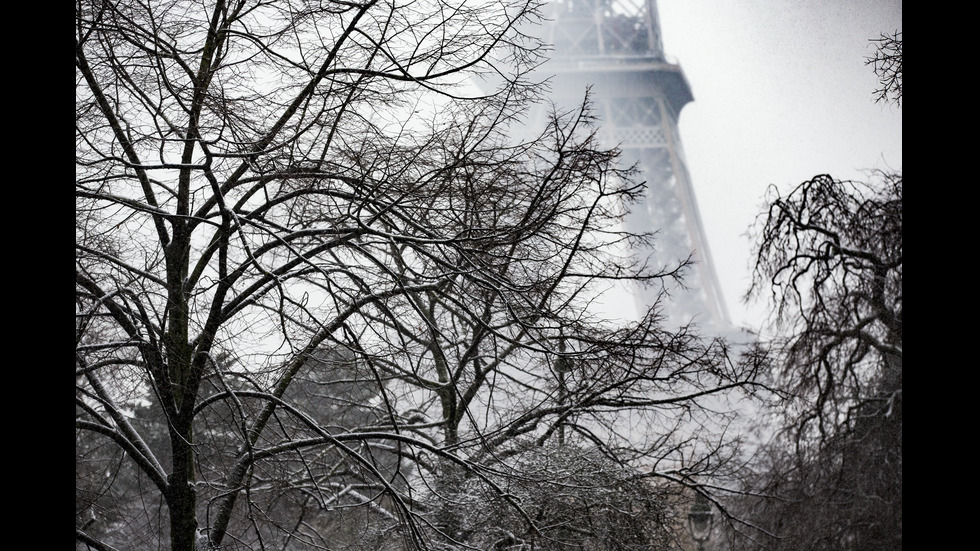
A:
655;1;902;332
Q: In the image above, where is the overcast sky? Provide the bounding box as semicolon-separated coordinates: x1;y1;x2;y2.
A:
654;1;902;332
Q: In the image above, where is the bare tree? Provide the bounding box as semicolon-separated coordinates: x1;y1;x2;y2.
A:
867;31;902;107
722;171;902;551
712;29;902;550
426;441;676;550
717;170;901;550
751;172;902;444
76;1;762;549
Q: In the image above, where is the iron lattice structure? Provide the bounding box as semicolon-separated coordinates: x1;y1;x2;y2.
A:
537;0;730;331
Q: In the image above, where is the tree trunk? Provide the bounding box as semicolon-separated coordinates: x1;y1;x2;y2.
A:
169;423;199;551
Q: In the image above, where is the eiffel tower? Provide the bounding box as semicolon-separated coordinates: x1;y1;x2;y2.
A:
534;0;731;332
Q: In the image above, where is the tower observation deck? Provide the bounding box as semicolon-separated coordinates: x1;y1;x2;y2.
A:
536;0;731;332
